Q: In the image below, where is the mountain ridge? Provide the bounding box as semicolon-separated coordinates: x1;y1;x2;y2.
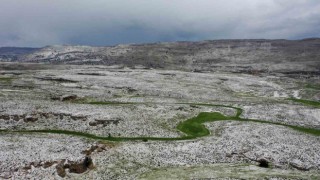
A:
1;38;320;73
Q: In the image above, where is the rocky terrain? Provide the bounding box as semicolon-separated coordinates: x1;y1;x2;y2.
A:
0;39;319;179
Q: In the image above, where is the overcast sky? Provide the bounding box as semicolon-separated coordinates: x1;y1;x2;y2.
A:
1;0;320;47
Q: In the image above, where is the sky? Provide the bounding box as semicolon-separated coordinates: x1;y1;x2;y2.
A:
1;0;320;47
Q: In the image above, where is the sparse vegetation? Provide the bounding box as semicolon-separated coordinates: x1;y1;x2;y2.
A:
305;84;320;90
0;76;14;83
288;98;320;108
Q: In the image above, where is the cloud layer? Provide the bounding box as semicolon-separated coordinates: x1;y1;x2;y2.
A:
1;0;320;47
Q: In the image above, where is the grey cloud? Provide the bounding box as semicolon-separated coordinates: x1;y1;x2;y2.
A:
0;0;319;47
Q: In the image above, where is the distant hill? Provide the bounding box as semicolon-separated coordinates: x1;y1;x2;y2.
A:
2;38;320;73
0;47;39;61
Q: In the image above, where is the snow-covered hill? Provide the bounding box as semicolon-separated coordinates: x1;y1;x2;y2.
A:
3;39;320;73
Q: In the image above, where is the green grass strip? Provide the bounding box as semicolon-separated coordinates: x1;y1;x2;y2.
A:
305;84;320;90
0;129;193;141
288;98;320;108
177;112;232;137
1;102;319;141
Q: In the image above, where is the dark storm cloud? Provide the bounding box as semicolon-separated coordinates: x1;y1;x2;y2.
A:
1;0;320;47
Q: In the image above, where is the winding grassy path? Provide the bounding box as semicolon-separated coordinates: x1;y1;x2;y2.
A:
0;102;319;141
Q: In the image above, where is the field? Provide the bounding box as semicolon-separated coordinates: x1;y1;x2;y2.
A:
0;62;319;179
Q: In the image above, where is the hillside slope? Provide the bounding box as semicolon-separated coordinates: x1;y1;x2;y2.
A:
0;47;39;61
13;38;320;73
